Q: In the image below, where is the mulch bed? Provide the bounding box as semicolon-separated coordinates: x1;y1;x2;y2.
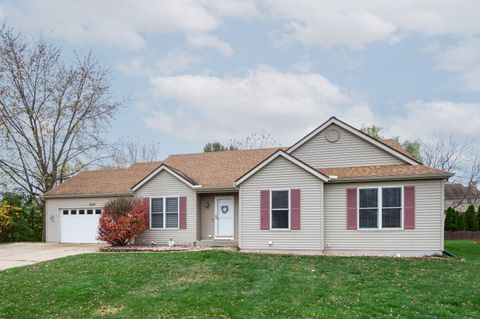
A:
100;245;204;252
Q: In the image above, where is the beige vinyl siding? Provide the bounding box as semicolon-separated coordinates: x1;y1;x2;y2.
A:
199;194;239;240
199;195;214;240
240;156;324;251
291;124;405;168
46;197;119;242
135;170;197;245
324;179;444;253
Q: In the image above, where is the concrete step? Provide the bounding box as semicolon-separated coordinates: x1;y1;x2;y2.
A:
195;240;238;248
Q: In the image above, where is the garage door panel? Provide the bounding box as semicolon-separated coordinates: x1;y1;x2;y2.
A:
60;208;103;243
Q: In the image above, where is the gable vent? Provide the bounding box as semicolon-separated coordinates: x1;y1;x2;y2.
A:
325;129;340;143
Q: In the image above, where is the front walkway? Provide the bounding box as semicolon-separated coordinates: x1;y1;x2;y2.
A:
0;242;103;271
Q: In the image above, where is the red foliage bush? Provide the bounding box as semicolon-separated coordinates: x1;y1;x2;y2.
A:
97;199;147;246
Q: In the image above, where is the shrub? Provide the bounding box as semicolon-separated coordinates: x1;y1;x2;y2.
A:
0;204;22;241
0;192;42;242
97;198;147;246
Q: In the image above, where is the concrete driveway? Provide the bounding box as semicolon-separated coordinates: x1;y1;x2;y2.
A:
0;242;103;271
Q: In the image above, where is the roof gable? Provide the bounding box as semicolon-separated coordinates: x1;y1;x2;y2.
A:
235;150;329;186
131;164;200;191
162;147;282;189
287;117;420;166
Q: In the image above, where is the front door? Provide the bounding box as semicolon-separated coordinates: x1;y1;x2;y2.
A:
215;196;234;239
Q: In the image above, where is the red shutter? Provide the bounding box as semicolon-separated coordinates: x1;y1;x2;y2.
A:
346;188;357;230
404;186;415;229
179;196;187;229
142;197;150;228
260;190;270;230
290;189;301;230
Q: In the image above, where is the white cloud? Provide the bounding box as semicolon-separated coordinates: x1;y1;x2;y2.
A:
284;10;397;49
263;1;480;90
433;37;480;91
205;0;259;17
145;67;480;153
265;0;480;49
384;100;480;143
116;57;149;77
146;67;371;142
187;34;234;57
155;50;200;75
0;0;254;50
289;54;314;73
116;50;199;77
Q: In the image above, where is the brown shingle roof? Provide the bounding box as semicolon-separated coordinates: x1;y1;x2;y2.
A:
44;148;283;197
382;139;420;162
318;164;451;181
44;163;162;197
45;148;450;197
162;148;282;188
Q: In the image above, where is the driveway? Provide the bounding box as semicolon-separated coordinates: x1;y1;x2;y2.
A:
0;242;103;271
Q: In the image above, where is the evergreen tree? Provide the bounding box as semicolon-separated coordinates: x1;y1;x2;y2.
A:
452;209;459;231
478;206;480;230
457;211;467;231
465;205;479;231
444;207;456;231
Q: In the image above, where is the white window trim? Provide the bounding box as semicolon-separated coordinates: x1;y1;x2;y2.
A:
150;196;180;230
357;186;404;230
270;189;291;230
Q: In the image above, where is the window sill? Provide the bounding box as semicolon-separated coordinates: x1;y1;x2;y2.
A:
357;228;404;231
149;228;181;231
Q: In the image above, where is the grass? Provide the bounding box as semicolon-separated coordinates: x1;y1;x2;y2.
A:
0;241;479;318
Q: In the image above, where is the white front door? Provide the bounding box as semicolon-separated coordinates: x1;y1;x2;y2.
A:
215;196;234;239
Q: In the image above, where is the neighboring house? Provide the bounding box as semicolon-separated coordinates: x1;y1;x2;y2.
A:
44;117;452;256
445;183;480;212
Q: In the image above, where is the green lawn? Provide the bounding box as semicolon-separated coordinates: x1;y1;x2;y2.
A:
0;241;479;318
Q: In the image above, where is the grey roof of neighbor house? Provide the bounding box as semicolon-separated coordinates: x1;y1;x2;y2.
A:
445;183;480;200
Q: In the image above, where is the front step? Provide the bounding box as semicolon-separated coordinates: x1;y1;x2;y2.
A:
195;240;238;248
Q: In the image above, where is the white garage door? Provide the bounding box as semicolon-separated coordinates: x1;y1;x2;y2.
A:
60;208;103;243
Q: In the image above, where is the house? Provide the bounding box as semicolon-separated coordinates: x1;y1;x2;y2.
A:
44;117;452;256
445;183;479;212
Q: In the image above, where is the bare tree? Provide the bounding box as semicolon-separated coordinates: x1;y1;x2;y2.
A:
230;132;278;150
0;26;121;237
421;133;480;208
108;138;162;168
421;133;470;173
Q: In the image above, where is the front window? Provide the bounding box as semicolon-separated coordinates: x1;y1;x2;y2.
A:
359;187;402;229
359;188;378;229
151;197;179;229
382;188;402;228
271;190;289;229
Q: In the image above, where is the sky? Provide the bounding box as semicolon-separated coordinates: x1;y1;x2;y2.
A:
1;0;479;159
